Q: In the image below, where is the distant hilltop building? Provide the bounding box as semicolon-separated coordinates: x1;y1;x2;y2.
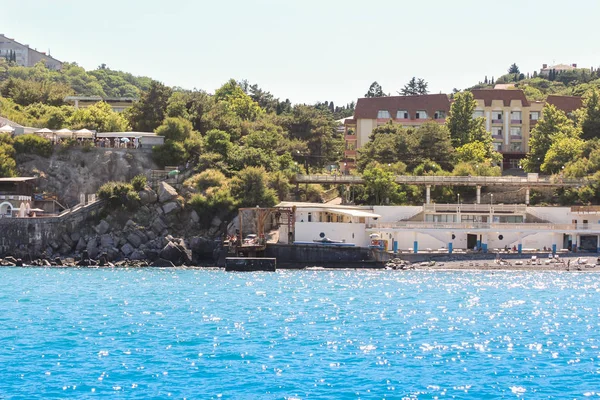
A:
539;63;581;77
0;33;62;70
64;96;138;113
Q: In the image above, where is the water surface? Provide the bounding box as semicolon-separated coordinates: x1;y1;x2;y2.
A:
1;268;599;398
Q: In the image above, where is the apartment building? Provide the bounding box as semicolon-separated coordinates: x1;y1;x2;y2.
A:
342;94;450;171
472;90;582;170
0;34;62;70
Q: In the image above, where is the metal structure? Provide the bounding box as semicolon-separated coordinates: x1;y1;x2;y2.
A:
293;174;585;187
236;207;295;256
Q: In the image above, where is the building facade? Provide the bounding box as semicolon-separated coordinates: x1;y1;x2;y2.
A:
278;202;600;254
64;96;138;113
472;90;582;170
0;34;62;70
342;94;450;171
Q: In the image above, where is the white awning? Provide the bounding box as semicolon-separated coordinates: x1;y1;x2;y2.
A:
326;208;381;218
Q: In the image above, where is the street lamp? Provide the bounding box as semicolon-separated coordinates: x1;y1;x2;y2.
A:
490;193;494;206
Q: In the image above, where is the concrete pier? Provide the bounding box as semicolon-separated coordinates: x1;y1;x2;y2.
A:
225;257;276;272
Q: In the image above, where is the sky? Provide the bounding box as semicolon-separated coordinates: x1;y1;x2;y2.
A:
3;0;600;105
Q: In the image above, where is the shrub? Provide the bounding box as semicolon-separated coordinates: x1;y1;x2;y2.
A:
13;134;52;157
195;169;227;192
97;181;139;209
188;186;236;225
131;174;148;191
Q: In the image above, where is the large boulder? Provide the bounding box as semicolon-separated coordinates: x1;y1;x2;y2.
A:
139;188;158;205
162;201;180;215
159;241;192;265
100;234;114;248
153;258;175;268
76;237;87;251
158;182;178;203
86;237;99;259
129;250;146;260
121;243;134;256
190;210;200;223
151;218;168;235
95;219;110;235
127;233;143;248
190;236;217;257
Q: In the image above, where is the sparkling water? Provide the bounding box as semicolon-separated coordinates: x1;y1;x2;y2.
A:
1;268;600;399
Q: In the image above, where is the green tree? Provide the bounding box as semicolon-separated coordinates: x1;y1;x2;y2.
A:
204;129;232;158
363;166;399;205
399;77;428;96
0;142;16;177
214;79;264;121
155;117;194;142
508;63;520;74
229;166;278;208
523;104;580;172
152;140;187;167
127;80;172;132
412;122;455;170
68;101;130;132
446;91;489;147
365;81;385;98
581;89;600;140
541;136;585;174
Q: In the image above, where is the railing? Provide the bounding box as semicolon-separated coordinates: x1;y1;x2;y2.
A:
294;174;586;187
492;119;503;124
572;206;600;213
367;221;600;231
423;203;527;214
0;195;31;201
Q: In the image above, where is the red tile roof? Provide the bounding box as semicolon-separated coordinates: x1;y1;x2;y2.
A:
471;89;530;107
546;95;583;114
354;94;450;120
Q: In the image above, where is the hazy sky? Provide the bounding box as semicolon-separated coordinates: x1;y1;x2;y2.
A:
3;0;600;105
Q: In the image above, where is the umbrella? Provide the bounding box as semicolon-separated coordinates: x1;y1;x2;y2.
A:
55;128;73;138
168;170;180;177
120;137;130;143
74;128;94;139
0;124;15;133
29;208;45;212
35;128;54;139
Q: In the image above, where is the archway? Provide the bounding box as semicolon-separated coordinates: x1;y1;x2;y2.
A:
0;202;12;217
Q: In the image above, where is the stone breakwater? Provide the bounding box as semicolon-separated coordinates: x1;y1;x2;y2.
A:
0;182;221;266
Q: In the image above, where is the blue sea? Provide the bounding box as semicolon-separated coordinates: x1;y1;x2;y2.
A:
1;268;600;399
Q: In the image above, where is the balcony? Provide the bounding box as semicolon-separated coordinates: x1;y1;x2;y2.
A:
492;119;503;124
511;119;522;124
492;133;503;139
345;134;357;141
344;150;357;157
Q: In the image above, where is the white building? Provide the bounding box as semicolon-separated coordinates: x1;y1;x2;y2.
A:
277;202;600;254
0;34;62;70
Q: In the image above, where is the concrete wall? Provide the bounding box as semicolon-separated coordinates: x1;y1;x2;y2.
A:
0;201;103;258
265;243;372;266
295;221;367;246
373;206;422;222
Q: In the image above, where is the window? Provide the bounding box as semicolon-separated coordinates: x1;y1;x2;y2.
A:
346;142;356;150
510;127;522;137
530;111;540;120
434;111;446;119
493;142;503;151
509;159;520;169
415;110;427;119
396;110;408;119
510;142;522;152
492;126;503;138
307;212;312;222
492;111;503;122
377;110;390;119
473;110;484;118
510;111;522;123
346;128;355;135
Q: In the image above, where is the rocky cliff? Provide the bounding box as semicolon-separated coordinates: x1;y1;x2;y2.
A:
16;148;159;206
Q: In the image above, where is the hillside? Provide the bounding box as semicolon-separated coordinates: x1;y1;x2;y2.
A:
17;148;158;206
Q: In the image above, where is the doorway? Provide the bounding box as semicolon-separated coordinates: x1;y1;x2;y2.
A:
467;234;478;250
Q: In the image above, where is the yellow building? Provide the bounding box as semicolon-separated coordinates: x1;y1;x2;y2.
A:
472;90;581;170
64;96;138;113
342;94;450;172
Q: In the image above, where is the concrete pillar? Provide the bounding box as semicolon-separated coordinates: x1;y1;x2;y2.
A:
476;186;481;204
525;188;530;205
425;185;431;204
